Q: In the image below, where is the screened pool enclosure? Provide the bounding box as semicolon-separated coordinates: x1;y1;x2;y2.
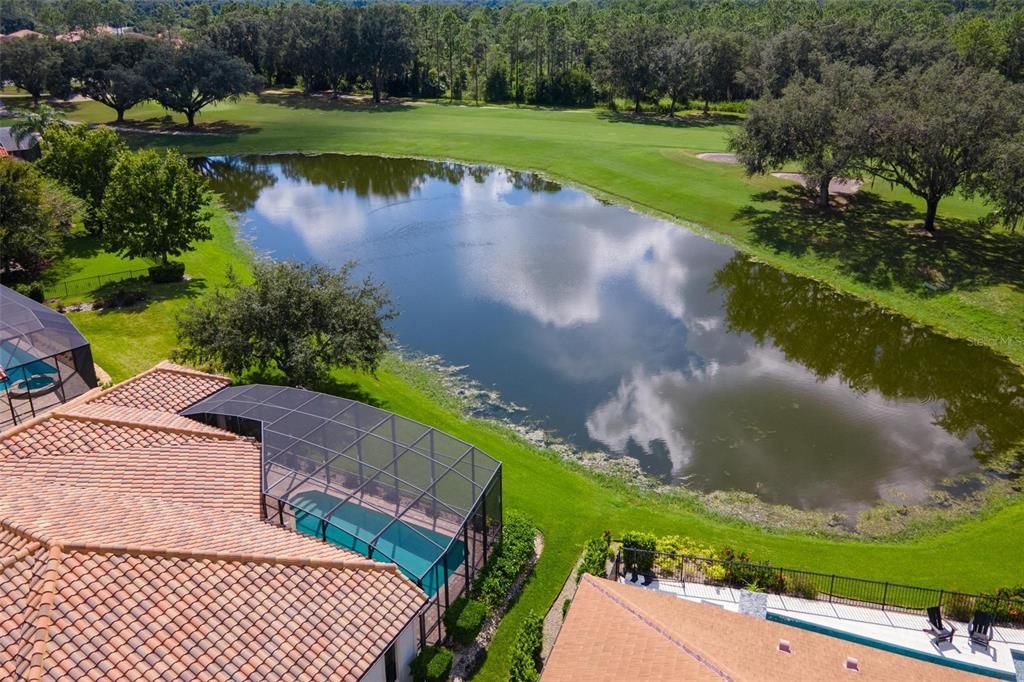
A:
182;384;502;642
0;285;97;427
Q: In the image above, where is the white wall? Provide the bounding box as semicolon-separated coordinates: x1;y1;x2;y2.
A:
360;618;419;682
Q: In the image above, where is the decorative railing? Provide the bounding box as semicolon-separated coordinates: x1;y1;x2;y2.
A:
611;547;1024;628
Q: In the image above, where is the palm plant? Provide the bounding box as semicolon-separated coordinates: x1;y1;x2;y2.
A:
9;105;68;144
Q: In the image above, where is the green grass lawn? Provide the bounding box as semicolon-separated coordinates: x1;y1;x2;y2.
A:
30;95;1024;680
61;204;250;380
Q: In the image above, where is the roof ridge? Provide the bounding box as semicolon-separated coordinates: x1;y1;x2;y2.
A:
0;518;51;554
55;539;398;572
0;388;103;442
54;403;239;440
152;360;232;383
85;360;230;405
26;545;62;682
582;576;735;681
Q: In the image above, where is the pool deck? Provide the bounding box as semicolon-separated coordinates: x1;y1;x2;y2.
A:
620;574;1023;679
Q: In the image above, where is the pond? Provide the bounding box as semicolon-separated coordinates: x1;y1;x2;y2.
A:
200;154;1024;514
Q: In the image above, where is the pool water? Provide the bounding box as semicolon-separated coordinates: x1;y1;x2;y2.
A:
291;490;465;595
0;341;56;391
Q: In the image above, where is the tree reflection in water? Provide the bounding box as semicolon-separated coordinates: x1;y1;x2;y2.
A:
712;254;1024;469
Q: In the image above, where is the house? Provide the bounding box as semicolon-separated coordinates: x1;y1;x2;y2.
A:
0;127;41;161
56;26;148;42
0;29;43;41
544;575;983;681
0;362;431;681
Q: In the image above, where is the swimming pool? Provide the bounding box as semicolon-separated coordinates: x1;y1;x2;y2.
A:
0;341;57;391
291;490;465;596
767;612;1016;680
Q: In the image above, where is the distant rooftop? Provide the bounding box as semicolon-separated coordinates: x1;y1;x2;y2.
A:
0;127;40;153
544;575;981;681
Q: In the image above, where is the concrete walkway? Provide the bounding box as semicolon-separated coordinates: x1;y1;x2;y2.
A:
621;575;1022;679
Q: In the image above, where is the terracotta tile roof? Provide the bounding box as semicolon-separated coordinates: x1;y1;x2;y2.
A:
90;361;231;412
543;575;979;682
0;441;263;514
0;362;427;681
1;546;423;681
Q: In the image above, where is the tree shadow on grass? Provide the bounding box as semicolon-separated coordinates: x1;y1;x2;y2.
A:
257;91;413;113
239;366;385;407
86;276;208;315
109;116;262;136
736;186;1024;294
596;110;740;128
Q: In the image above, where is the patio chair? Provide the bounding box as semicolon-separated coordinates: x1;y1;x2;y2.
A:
926;606;956;645
968;611;994;650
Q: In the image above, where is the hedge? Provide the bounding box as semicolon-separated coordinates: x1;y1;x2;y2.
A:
474;510;536;612
507;610;544;682
443;597;489;646
576;536;610;582
148;261;185;283
410;645;453;682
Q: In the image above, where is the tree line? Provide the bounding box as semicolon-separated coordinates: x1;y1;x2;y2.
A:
3;0;1024;232
5;1;1024;113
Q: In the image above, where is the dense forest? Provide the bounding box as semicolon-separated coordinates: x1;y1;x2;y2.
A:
4;0;1024;107
4;0;1024;229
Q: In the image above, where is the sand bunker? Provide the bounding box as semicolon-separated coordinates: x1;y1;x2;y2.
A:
771;172;862;195
696;152;739;163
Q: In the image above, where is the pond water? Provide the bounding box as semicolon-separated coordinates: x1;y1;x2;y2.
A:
200;154;1024;514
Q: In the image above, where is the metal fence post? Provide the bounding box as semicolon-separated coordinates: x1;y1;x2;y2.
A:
829;575;836;602
881;582;889;610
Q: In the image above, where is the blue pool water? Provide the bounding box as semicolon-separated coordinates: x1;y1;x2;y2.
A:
291;490;465;596
767;612;1016;680
0;341;56;391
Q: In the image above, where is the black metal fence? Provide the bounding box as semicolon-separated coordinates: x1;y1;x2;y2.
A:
612;547;1024;628
46;268;150;298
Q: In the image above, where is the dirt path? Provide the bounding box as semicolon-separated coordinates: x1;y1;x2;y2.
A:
540;550;587;661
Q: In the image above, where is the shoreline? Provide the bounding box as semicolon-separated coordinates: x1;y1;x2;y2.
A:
384;351;1018;542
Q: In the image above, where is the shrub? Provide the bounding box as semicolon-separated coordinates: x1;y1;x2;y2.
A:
94;283;147;309
443;597;488;646
148;261;185;283
473;510;536;612
410;645;453;682
508;610;544;682
725;561;785;593
13;282;45;302
561;598;571;617
621;531;657;575
576;536;610;582
944;595;976;623
786;575;819;600
655;535;718;570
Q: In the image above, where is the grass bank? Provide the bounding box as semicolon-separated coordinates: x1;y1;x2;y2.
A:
54;94;1024;368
